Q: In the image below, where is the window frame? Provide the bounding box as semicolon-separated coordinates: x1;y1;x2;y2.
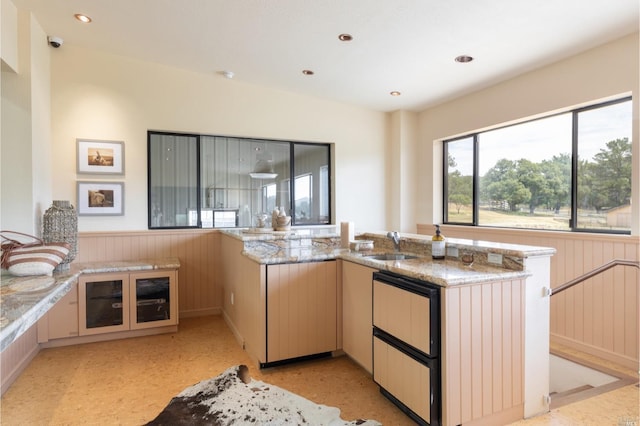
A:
443;96;632;235
147;131;332;229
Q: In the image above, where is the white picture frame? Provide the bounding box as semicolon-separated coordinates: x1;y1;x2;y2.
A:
77;139;125;175
77;181;125;216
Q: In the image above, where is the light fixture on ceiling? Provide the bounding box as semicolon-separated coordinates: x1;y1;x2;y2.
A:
74;13;92;23
249;148;278;179
390;91;401;96
302;69;314;76
455;54;474;63
338;33;353;41
222;70;235;79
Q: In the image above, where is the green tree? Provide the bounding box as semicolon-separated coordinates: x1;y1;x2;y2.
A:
589;138;632;209
540;154;571;213
516;159;550;214
481;159;531;211
577;159;596;209
448;170;472;214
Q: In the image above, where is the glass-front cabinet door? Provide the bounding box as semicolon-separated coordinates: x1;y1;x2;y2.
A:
79;273;130;336
79;270;178;336
129;271;178;330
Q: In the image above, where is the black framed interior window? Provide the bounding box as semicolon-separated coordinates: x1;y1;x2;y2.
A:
148;132;332;229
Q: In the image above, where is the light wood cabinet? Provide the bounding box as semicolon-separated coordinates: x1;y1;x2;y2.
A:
38;269;178;347
38;282;79;341
266;261;337;363
220;234;338;367
370;271;528;426
220;235;266;364
79;270;178;336
372;271;441;425
341;260;376;373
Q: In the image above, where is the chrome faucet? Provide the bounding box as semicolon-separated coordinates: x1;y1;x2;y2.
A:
386;231;400;252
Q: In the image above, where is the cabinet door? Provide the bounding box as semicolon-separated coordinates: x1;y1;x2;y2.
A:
342;261;376;373
266;261;337;363
38;283;79;343
79;273;130;336
45;282;79;340
129;270;178;330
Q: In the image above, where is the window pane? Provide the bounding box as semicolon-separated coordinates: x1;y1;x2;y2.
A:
200;136;289;228
149;131;331;229
293;144;330;224
445;137;474;224
478;114;572;230
576;100;632;231
262;183;277;216
319;165;329;221
149;134;198;228
294;174;312;222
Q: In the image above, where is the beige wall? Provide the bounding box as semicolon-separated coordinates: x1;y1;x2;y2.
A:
387;110;419;233
1;6;52;234
48;45;388;232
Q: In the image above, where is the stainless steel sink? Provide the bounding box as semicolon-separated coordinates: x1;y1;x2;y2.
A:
364;253;419;261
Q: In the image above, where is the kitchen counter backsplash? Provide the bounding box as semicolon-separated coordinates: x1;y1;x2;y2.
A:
227;230;344;264
356;231;556;271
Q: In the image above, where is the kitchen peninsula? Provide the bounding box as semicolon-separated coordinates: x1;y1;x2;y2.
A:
220;228;555;426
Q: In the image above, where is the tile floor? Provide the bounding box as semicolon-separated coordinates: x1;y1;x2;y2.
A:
1;315;638;425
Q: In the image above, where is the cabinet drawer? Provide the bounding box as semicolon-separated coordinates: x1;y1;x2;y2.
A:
373;333;438;425
373;276;439;357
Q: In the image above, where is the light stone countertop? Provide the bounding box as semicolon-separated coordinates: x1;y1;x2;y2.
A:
339;251;531;287
0;258;180;352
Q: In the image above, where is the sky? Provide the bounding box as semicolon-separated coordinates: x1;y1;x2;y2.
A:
449;99;632;176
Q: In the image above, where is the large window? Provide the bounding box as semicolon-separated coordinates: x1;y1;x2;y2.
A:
444;97;632;233
148;132;331;229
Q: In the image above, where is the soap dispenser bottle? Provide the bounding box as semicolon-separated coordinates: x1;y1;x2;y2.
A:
432;224;446;260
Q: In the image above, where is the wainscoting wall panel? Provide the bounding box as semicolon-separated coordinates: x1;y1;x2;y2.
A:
0;324;39;395
418;224;639;369
442;278;525;425
76;230;221;318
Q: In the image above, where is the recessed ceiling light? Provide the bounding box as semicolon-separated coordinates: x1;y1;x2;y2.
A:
74;13;92;23
302;69;314;76
455;55;474;63
390;91;401;96
338;34;353;42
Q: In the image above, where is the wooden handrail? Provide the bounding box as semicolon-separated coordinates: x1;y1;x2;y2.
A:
551;259;640;296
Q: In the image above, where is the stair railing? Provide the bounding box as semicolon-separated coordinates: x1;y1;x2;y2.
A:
550;259;640;296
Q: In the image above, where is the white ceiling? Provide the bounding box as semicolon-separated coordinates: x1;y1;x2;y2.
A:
13;0;640;112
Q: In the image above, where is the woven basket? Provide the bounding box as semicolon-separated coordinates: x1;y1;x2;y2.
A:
42;200;78;270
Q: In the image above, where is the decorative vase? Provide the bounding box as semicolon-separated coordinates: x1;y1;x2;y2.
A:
43;200;78;270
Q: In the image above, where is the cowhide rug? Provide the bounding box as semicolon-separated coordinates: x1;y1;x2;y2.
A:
145;365;382;426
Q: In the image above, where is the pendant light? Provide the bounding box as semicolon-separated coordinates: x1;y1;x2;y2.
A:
249;149;277;179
